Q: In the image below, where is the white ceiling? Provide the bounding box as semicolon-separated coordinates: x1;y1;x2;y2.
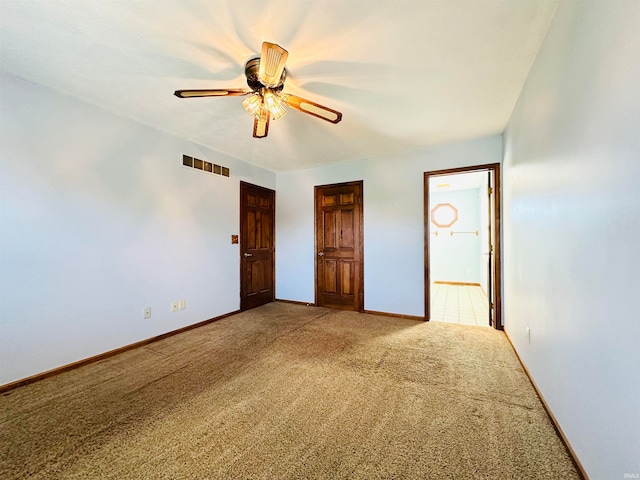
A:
0;0;558;172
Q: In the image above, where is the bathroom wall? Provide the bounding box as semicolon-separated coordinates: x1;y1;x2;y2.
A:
429;188;482;284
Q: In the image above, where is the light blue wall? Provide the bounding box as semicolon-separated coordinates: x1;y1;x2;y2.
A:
0;72;275;384
502;1;640;477
430;189;482;284
276;136;502;317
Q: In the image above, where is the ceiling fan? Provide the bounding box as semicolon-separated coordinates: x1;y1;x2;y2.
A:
174;42;343;138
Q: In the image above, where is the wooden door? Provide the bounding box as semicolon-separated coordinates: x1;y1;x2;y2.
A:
315;181;363;311
240;182;275;311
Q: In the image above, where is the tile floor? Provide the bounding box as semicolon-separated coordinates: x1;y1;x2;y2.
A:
430;283;490;327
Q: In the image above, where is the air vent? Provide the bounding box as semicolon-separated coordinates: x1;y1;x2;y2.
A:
182;155;230;178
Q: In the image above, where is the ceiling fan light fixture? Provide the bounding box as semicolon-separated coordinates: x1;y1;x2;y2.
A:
175;41;342;138
242;93;262;117
264;90;287;120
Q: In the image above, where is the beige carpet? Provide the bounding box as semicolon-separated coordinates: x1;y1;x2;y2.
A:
0;302;579;479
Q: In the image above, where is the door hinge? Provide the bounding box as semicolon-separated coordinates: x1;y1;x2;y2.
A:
488;187;493;195
490;302;494;310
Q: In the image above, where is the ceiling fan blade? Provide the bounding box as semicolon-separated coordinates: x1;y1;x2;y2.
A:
259;42;289;88
281;94;342;124
174;89;250;98
253;107;270;138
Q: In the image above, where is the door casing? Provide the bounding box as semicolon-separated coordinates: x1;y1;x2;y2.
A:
424;164;502;329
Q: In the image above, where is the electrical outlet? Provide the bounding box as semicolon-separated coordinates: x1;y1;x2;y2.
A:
144;307;151;319
179;299;186;310
171;301;178;312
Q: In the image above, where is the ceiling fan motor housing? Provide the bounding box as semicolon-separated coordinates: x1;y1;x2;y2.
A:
245;57;285;92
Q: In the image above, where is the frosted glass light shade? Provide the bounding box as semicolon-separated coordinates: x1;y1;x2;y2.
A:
264;90;287;120
242;94;262;117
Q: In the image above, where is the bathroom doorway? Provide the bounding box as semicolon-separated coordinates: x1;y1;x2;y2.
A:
424;164;501;329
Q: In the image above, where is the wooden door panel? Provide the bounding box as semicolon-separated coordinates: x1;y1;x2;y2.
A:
264;214;272;249
322;194;337;207
247;211;257;249
341;261;354;295
323;211;337;249
250;261;261;294
247;259;272;295
258;212;268;249
323;260;337;293
241;182;275;311
315;181;363;311
339;209;354;249
340;193;354;205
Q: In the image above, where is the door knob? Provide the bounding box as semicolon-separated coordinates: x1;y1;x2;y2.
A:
318;252;324;257
244;253;253;257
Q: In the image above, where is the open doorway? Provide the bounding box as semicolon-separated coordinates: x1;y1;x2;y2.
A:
424;164;502;329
